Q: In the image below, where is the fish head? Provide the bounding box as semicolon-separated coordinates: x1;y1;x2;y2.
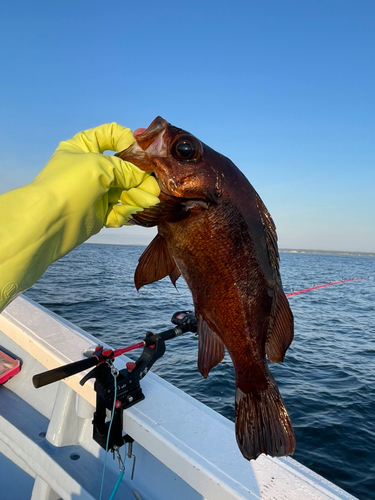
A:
117;116;225;204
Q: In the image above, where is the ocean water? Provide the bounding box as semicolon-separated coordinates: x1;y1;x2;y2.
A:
25;244;375;500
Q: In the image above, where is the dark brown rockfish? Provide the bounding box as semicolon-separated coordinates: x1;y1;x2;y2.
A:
117;117;295;460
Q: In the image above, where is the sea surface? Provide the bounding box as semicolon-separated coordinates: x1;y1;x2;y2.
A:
25;244;375;500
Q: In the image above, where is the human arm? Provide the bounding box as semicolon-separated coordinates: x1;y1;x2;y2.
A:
0;123;160;312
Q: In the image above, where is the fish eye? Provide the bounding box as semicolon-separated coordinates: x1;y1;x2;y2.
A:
171;135;202;161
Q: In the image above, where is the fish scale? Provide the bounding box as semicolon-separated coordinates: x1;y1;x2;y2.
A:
116;116;295;461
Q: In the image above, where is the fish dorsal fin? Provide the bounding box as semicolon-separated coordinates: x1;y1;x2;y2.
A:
130;200;190;228
255;192;280;279
266;288;294;362
134;233;180;290
197;315;225;378
256;191;294;361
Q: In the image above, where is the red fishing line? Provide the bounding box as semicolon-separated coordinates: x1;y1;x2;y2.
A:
286;277;370;297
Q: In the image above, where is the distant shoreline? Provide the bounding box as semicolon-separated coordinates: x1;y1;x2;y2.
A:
85;241;374;257
280;248;375;257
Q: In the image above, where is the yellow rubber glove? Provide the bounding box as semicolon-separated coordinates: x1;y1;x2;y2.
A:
0;123;160;312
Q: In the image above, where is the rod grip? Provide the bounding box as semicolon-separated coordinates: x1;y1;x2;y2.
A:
32;356;99;388
144;328;177;346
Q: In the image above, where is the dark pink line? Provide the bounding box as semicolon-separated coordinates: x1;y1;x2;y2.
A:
286;277;369;297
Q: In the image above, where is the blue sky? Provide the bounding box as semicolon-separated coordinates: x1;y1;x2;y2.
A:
0;1;374;252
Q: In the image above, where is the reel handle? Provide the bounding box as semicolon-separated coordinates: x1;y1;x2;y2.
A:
32;356;99;388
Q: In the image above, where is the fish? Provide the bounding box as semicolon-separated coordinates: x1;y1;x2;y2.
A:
116;116;295;460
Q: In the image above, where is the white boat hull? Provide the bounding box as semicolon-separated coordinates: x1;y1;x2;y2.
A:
0;296;357;500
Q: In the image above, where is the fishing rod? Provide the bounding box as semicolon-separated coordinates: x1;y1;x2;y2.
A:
285;277;371;298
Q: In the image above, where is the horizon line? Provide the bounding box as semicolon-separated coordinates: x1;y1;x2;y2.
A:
84;241;374;256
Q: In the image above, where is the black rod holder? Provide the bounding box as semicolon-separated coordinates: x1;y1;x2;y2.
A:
32;310;198;452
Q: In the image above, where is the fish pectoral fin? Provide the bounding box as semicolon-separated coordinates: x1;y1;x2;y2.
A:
169;263;181;288
134;233;180;290
266;288;294;362
197;316;225;378
130;200;190;228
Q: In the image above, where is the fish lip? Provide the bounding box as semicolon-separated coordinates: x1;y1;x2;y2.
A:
135;116;169;150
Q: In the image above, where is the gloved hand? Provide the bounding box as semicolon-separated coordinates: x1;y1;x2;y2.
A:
0;123;160;312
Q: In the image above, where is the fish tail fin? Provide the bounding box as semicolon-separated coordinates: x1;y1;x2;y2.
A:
235;380;295;460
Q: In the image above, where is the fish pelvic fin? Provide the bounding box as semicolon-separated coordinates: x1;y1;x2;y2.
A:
235;379;295;460
266;288;294;362
197;316;225;378
134;233;181;290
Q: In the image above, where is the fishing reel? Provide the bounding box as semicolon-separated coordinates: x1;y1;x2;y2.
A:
33;311;197;452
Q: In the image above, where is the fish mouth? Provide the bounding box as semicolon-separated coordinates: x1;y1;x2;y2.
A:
117;116;169;164
133;116;169;151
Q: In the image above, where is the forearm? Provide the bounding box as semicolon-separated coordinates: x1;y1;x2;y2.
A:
0;183;100;312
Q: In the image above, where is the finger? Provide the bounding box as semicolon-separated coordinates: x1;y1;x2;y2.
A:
136;176;161;197
120;187;160;209
57;123;135;154
108;178;160;206
105;204;142;228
